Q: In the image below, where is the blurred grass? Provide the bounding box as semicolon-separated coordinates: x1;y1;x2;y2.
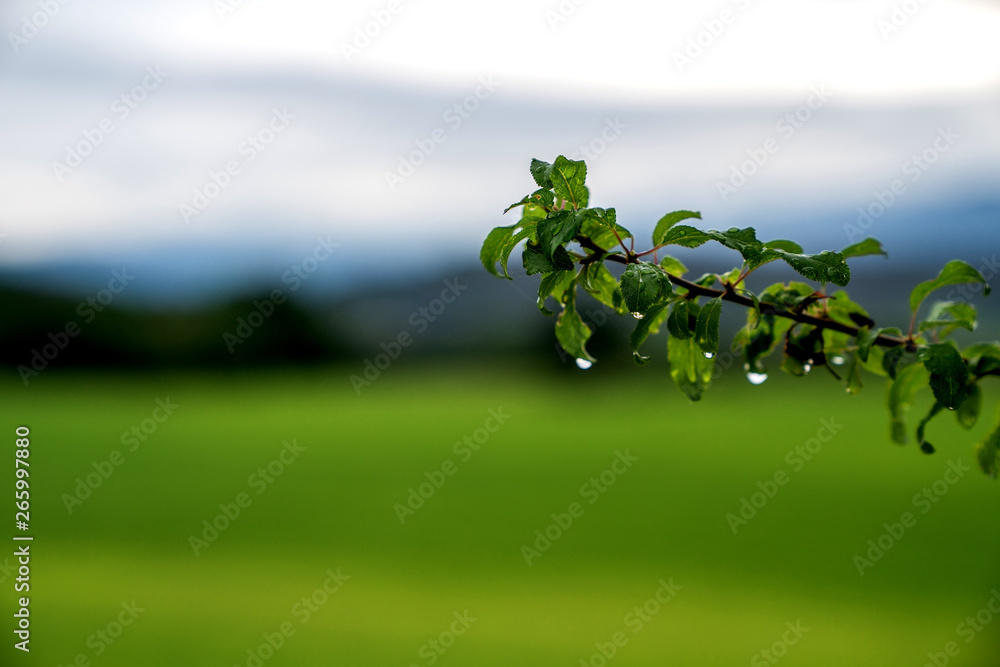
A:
4;362;1000;666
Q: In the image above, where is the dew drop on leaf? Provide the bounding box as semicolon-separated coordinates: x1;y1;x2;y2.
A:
575;358;593;370
802;363;812;375
831;355;845;366
746;372;768;385
631;311;644;320
702;352;714;359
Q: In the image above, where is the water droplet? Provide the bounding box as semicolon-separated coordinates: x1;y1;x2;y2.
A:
575;358;593;370
703;351;715;359
727;226;739;233
631;311;644;320
746;372;768;385
802;363;812;375
946;406;956;411
831;355;845;366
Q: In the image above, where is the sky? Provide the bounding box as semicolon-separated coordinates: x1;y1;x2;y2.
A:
0;0;998;291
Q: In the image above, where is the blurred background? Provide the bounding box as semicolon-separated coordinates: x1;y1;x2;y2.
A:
2;0;1000;665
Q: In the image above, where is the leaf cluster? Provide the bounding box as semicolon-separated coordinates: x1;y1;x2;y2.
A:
482;156;999;476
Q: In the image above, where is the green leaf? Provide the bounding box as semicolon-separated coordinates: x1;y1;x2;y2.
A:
841;238;888;259
537;270;574;316
695;298;722;355
718;267;741;286
620;263;672;316
581;263;623;313
915;401;945;450
964;342;1000;375
555;286;594;363
956;383;982;430
667;300;696;340
749;240;804;271
629;303;669;364
504;188;555;214
770;249;851;286
855;326;882;363
495;225;536;279
974;409;1000;478
524;241;573;275
781;326;824;377
765;240;804;254
529;158;553;189
659;255;687;277
704;227;764;264
859;343;888;377
918;343;969;410
668;335;716;401
887;362;930;444
825;290;873;329
657;225;712;249
652;210;701;246
481;225;514;278
881;346;907;379
536;210;583;258
910;260;991;312
735;311;793;377
550;156;588;208
744;290;762;330
580;207;632;250
844;353;864;395
918;301;977;337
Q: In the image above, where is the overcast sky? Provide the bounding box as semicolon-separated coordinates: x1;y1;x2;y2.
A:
1;0;998;273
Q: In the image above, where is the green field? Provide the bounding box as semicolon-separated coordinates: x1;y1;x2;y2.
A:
5;363;1000;666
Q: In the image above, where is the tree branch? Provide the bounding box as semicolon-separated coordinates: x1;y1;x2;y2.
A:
575;235;909;349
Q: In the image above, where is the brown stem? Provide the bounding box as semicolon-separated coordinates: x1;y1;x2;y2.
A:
575;235;908;349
